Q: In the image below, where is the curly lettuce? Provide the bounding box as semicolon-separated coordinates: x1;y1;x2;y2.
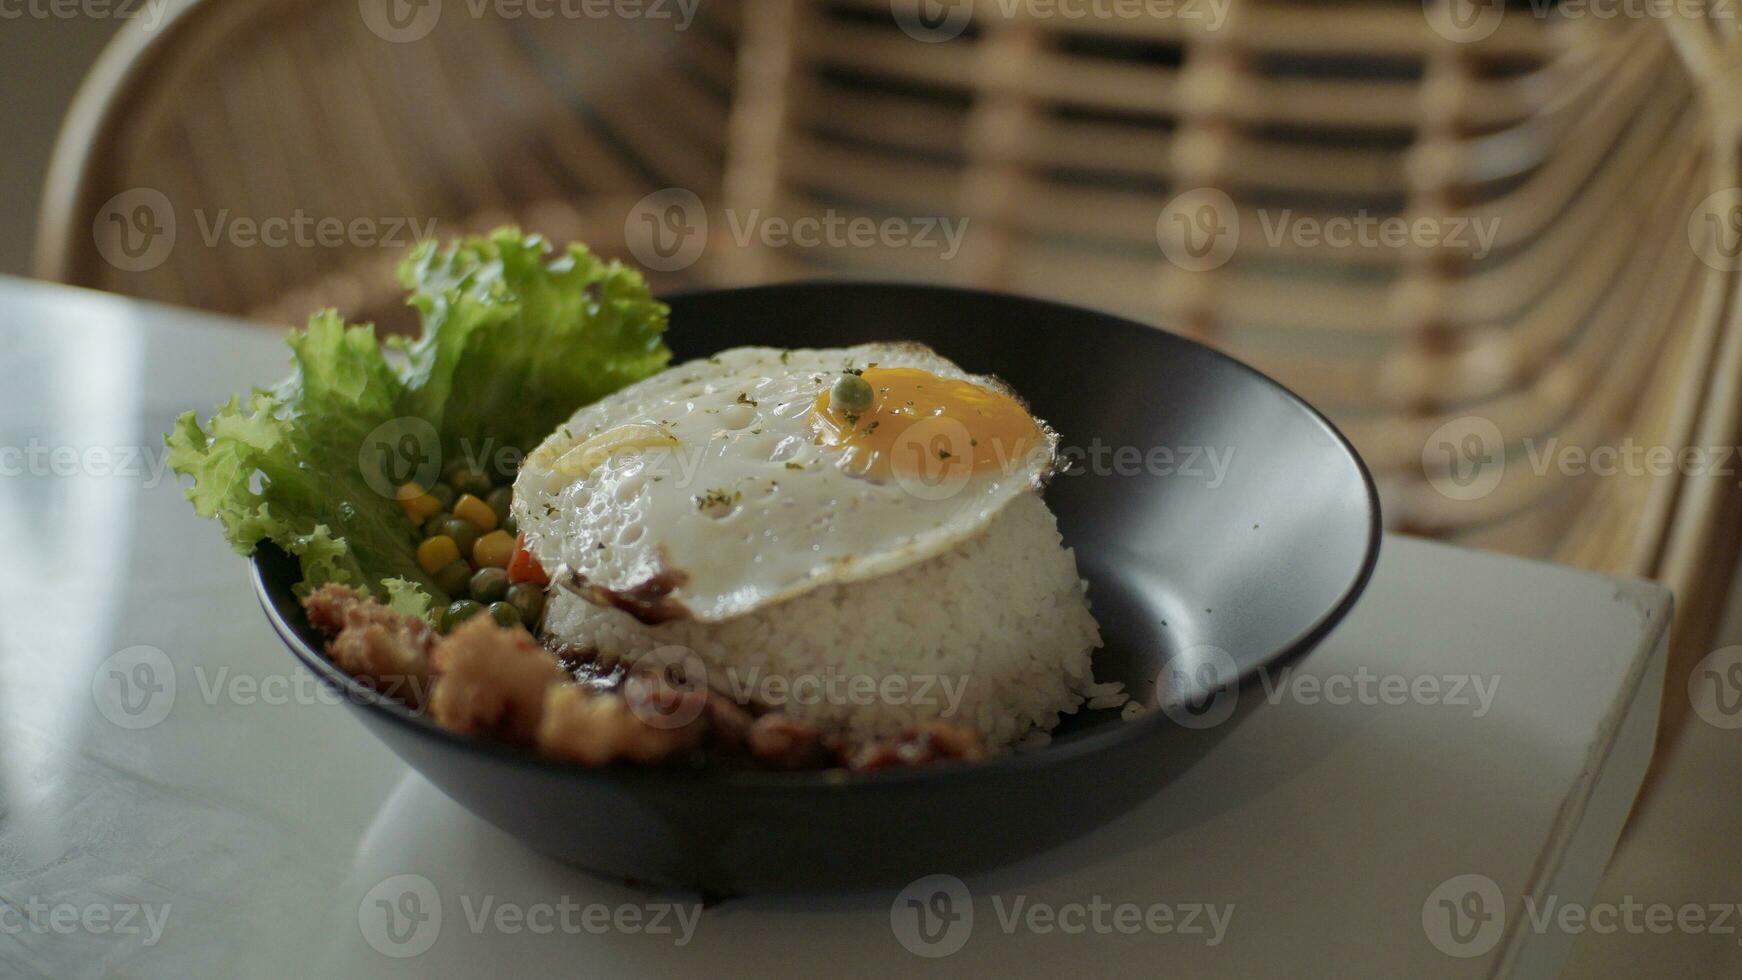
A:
166;230;671;606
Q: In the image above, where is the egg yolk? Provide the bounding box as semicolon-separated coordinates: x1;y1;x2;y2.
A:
810;367;1042;481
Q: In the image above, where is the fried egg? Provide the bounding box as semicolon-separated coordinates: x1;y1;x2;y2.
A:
512;343;1058;623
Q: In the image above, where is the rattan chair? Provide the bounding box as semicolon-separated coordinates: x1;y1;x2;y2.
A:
36;0;1742;781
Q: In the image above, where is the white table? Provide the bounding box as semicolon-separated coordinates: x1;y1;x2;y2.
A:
0;277;1669;979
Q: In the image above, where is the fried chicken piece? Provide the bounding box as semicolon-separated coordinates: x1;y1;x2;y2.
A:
301;584;436;707
304;586;990;773
746;714;829;770
842;721;988;772
427;617;568;744
700;692;754;752
621;669;711;731
301;583;363;635
536;685;707;765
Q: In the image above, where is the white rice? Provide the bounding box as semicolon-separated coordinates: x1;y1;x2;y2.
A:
543;491;1107;748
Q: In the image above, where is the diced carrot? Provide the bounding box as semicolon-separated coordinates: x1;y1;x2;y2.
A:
507;533;550;586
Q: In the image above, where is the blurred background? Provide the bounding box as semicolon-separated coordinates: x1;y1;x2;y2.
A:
0;13;114;276
8;0;1742;973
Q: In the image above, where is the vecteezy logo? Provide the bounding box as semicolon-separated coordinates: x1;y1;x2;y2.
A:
889;416;975;502
1156;188;1238;272
1157;643;1239;730
625;188;709;272
890;874;973;957
93;188;176;273
891;0;972;43
92;646;176;730
1689;188;1742;272
358;874;442;958
1422;416;1505;502
1690;645;1742;730
1422;873;1504;958
358;417;442;500
359;0;443;42
1423;0;1504;44
625;645;710;729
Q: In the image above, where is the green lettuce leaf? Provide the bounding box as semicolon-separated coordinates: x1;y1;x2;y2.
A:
394;230;671;468
165;311;422;594
383;578;437;620
166;230;671;611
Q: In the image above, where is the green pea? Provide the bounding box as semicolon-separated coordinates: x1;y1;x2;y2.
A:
506;583;546;627
488;601;522;628
441;599;485;633
434;560;472;598
485;487;514;523
438;517;480;558
428;481;457;510
444;461;493;498
831;373;874;413
501;513;519;537
469;566;510;604
422;511;453;539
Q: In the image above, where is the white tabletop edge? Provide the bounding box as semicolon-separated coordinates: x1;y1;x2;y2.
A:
1495;569;1671;977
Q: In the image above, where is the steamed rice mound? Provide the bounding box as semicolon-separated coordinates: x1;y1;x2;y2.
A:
544;492;1104;748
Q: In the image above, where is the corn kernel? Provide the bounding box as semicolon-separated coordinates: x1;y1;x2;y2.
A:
453;493;499;532
418;535;461;574
472;529;516;568
398;483;443;524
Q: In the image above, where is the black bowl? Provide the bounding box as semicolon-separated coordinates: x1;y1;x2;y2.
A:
253;282;1381;894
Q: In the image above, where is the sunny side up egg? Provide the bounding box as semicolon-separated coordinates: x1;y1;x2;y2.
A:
512;343;1060;623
